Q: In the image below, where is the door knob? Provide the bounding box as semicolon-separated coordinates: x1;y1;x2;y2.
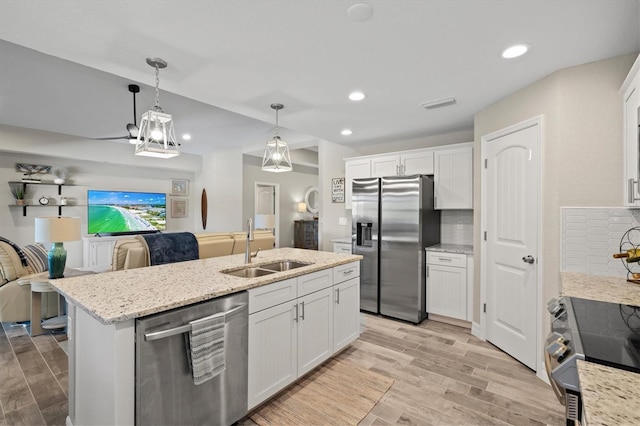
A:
522;255;535;264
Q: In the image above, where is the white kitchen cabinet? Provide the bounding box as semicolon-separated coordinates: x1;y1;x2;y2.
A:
333;277;360;352
297;287;334;376
247;261;360;409
622;54;640;207
333;242;352;254
370;150;434;178
247;299;298;409
345;158;371;209
426;251;468;320
401;150;435;175
433;145;473;209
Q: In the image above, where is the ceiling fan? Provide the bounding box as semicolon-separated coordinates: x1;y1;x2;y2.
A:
92;84;141;143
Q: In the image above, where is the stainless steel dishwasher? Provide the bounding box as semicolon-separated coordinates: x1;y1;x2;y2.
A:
135;291;248;426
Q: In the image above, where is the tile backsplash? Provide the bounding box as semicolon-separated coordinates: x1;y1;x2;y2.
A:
441;210;473;246
561;207;640;277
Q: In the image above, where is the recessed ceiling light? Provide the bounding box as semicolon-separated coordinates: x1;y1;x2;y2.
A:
341;129;353;136
349;91;366;101
501;43;530;59
182;134;191;141
346;3;373;21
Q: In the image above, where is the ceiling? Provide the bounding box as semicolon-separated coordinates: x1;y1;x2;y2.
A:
0;0;639;157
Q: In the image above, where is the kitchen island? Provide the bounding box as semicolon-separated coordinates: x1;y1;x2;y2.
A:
561;272;640;425
50;248;362;426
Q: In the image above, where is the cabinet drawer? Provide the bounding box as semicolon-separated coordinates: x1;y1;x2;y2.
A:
248;278;297;314
333;243;352;254
426;251;466;268
297;269;333;297
333;262;360;284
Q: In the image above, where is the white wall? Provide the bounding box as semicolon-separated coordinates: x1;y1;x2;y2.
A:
242;155;318;248
473;53;637;327
317;139;361;252
351;129;473;156
199;148;244;232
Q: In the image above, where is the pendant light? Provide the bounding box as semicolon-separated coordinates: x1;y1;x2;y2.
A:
135;58;180;159
261;103;292;172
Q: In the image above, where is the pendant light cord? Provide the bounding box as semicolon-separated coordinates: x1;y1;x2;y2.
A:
154;65;162;112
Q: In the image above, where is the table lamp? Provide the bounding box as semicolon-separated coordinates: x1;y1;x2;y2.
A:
35;216;81;279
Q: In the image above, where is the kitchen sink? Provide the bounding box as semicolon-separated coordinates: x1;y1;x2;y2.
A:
259;260;311;272
222;267;276;278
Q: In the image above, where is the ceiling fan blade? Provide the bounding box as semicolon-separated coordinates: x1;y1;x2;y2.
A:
91;135;130;140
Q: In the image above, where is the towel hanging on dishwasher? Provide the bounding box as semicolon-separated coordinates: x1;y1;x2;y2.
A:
187;313;226;385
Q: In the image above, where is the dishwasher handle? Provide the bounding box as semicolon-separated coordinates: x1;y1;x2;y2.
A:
144;303;247;342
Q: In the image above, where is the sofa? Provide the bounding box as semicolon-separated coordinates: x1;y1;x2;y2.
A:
111;230;276;271
0;240;59;323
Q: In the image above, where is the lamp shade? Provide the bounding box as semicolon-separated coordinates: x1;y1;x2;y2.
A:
297;202;307;213
254;214;276;229
35;217;81;243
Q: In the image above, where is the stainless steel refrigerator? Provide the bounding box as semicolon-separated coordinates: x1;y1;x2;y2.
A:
352;175;440;323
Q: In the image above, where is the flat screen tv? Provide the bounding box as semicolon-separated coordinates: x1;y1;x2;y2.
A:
87;190;166;235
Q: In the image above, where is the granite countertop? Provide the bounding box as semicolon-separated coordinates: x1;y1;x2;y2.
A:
425;243;474;255
50;248;362;325
577;360;640;426
561;272;640;424
560;271;640;306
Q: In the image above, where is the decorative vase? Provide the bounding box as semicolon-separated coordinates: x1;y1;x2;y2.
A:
53;177;65;185
16;199;25;206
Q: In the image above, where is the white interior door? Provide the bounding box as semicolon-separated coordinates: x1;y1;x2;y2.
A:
254;183;279;247
483;120;540;370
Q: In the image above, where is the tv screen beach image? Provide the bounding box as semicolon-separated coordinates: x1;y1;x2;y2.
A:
88;190;166;234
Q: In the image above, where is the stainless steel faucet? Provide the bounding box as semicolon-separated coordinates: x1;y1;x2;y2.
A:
245;218;259;263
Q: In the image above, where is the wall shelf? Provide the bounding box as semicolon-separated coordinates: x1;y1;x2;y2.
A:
8;181;76;216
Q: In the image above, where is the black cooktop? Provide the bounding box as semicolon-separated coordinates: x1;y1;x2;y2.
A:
570;297;640;373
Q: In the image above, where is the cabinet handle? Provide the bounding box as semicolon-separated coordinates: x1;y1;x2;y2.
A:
628;178;640;204
342;269;354;276
438;257;453;262
293;304;298;322
335;288;340;304
300;301;305;320
395;165;399;175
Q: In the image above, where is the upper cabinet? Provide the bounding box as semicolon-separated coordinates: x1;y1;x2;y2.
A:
344;158;371;210
622;54;640;207
370;151;434;177
433;145;473;209
344;144;472;209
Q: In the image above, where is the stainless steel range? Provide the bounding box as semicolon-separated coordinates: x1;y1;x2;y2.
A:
545;296;640;424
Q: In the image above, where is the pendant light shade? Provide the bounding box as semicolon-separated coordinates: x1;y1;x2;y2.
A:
135;58;180;159
262;103;292;172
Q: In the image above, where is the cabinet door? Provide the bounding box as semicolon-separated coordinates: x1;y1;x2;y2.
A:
297;287;333;376
402;151;434;175
623;79;640;206
371;156;400;177
427;264;467;320
345;159;371;209
434;147;473;209
88;239;117;272
248;300;298;410
333;278;360;352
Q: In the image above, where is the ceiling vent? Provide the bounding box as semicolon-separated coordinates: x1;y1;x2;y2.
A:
420;97;457;110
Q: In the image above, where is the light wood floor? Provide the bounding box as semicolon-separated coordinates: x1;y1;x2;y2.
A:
1;314;565;425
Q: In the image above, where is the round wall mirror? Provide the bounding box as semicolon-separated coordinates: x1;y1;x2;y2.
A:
305;187;319;214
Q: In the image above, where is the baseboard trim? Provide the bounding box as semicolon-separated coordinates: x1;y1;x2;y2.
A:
471;321;482;339
428;313;471;329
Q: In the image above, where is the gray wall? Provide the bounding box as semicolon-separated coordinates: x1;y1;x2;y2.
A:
242;155;318;248
473;53;637;339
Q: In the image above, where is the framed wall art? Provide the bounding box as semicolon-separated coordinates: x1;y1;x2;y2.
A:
331;177;345;203
171;198;188;218
170;178;189;196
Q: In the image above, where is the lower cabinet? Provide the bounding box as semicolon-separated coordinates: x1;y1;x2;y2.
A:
426;251;469;321
247;262;360;410
333;277;360;352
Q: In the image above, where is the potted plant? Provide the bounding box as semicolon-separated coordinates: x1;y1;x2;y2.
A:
10;186;26;205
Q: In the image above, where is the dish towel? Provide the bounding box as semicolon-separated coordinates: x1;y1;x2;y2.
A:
188;314;226;385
